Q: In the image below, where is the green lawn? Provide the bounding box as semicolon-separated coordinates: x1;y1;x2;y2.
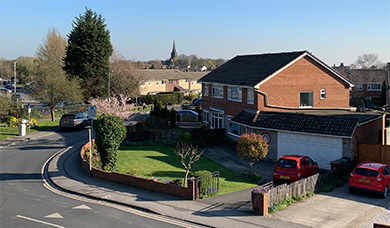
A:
0;120;59;140
116;144;256;195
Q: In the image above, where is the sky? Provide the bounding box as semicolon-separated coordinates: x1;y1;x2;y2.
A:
0;0;389;66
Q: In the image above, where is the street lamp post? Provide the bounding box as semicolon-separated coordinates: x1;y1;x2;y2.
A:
108;70;113;102
13;61;17;93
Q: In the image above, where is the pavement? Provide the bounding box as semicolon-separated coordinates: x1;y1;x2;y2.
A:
1;124;389;227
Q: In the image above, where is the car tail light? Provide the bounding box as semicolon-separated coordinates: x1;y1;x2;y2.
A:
73;120;77;125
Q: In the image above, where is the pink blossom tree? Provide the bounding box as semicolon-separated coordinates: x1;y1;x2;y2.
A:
91;94;136;120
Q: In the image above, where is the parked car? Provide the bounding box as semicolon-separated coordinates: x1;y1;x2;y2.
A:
59;112;94;131
11;93;22;100
273;155;319;183
0;87;12;94
349;162;390;198
178;110;199;115
193;98;202;106
365;103;385;111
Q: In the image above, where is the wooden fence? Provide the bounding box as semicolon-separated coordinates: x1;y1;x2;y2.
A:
268;174;318;206
268;160;357;207
359;144;390;165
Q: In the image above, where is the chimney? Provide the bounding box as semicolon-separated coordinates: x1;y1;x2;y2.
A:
340;63;344;67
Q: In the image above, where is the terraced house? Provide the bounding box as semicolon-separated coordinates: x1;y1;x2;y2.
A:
198;51;385;169
139;69;207;95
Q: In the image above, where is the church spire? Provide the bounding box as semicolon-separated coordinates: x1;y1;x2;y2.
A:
171;40;177;60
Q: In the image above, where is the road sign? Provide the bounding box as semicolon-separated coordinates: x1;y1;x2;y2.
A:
88;106;97;118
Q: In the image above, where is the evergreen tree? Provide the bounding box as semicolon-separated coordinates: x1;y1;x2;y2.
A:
63;8;113;99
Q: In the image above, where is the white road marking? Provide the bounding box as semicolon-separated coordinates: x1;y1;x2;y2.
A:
41;147;205;228
44;212;64;218
16;215;66;228
72;204;91;210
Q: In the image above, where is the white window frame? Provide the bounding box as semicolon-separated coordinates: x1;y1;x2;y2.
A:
227;115;242;136
247;88;254;104
320;89;326;100
161;80;166;85
140;81;145;87
148;81;151;86
204;84;209;96
203;110;209;125
185;79;189;84
212;84;223;99
356;84;363;91
228;86;242;102
300;92;313;107
156;81;159;86
368;84;381;91
367;97;372;102
210;112;224;129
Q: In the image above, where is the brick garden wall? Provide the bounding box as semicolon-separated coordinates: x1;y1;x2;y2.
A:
80;141;196;200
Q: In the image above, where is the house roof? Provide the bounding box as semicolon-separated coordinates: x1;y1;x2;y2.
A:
231;110;370;137
140;69;208;81
350;69;386;84
198;51;353;88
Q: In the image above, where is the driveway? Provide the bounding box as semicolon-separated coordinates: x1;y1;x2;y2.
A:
269;183;390;228
201;143;390;227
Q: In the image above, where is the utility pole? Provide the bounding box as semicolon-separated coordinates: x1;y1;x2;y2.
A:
13;61;17;93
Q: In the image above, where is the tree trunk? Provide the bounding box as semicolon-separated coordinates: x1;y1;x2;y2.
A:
184;169;190;187
249;163;253;175
50;107;55;121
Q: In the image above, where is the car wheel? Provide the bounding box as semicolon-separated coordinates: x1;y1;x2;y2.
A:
382;186;388;198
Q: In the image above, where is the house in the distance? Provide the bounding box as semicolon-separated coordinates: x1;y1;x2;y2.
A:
139;69;207;95
198;51;385;169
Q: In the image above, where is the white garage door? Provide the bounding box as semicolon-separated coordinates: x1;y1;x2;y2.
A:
277;132;342;170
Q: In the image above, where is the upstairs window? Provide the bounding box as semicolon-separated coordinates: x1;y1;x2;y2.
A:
212;84;223;99
320;89;326;99
300;92;313;107
356;84;363;91
247;88;254;104
162;80;166;85
368;84;381;91
140;81;145;87
204;84;209;96
148;81;151;86
156;81;159;86
228;86;242;102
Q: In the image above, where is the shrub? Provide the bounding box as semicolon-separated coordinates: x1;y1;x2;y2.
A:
29;118;38;127
183;131;192;141
169;108;177;128
94;113;127;171
7;116;18;127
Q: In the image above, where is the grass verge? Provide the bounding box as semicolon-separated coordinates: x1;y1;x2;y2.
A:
116;144;257;195
0;120;59;140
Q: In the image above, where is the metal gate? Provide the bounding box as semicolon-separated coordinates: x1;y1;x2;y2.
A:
195;171;219;199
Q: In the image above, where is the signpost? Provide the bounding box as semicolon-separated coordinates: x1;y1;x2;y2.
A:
87;105;97;173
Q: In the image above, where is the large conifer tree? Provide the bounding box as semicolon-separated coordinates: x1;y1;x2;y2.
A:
63;8;113;99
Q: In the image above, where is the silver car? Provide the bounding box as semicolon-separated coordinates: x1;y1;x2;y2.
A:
59;112;93;131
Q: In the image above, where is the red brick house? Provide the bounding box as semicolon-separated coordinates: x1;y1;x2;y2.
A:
198;51;384;169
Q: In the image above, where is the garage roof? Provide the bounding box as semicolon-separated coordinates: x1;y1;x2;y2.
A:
231;110;360;137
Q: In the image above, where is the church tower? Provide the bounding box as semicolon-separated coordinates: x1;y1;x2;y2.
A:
170;40;178;61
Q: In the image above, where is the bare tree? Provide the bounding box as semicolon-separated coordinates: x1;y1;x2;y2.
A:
174;142;204;186
350;54;384;69
36;27;67;67
32;27;83;121
109;50;144;98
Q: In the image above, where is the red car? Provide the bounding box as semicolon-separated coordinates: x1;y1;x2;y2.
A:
273;155;319;183
349;162;390;198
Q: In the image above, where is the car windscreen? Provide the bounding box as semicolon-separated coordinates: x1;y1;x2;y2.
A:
354;168;380;177
277;159;297;169
61;114;75;119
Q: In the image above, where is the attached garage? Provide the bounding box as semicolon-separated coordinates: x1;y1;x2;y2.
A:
277;132;342;169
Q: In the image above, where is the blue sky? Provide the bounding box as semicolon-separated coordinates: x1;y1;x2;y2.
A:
1;0;389;66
